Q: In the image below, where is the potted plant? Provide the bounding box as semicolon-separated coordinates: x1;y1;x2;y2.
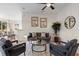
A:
52;22;61;43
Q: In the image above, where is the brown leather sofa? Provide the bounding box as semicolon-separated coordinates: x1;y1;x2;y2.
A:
28;32;51;42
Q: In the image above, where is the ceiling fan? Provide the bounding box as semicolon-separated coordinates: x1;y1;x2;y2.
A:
41;3;55;10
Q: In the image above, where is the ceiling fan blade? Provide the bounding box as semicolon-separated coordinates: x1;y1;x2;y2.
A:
41;6;47;10
50;5;54;10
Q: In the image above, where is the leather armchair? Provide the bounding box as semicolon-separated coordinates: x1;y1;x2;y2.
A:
2;40;26;56
50;39;79;56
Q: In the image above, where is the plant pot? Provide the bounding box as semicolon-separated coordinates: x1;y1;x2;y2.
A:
54;36;60;43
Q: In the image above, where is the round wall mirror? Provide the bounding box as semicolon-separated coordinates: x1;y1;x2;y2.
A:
64;16;76;29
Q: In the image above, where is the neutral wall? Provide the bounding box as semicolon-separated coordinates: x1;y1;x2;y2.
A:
13;3;79;53
0;4;22;29
22;13;57;40
57;4;79;43
0;4;22;42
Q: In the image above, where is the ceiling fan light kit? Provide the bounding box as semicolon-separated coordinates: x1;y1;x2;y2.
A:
47;3;51;7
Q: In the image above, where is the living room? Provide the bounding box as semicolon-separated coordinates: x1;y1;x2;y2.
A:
0;3;79;56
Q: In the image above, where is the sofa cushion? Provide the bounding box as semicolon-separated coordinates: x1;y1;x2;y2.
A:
41;32;45;37
45;33;49;37
32;32;36;37
36;32;41;37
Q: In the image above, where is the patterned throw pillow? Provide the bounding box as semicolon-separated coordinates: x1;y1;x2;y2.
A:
41;32;45;37
32;32;36;37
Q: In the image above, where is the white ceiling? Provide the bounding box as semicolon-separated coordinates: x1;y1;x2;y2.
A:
17;3;69;15
0;3;69;15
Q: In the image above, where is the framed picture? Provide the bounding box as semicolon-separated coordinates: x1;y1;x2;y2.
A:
64;16;76;29
31;17;38;27
40;18;47;28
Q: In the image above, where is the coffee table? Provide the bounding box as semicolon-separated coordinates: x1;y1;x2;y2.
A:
31;40;47;52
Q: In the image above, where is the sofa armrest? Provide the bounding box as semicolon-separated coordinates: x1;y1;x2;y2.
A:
11;40;18;43
13;43;26;49
59;41;67;45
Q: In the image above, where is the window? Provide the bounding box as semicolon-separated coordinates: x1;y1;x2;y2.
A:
0;21;7;31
